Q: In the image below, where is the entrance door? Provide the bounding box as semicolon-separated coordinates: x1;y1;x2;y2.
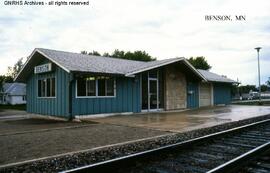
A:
187;82;199;108
149;79;158;110
141;70;163;111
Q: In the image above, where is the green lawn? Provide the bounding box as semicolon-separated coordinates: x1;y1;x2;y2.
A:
0;104;26;110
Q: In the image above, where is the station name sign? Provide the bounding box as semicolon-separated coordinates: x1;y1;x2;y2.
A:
34;63;52;74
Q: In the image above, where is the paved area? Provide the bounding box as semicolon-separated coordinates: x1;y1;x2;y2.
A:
89;105;270;132
0;109;27;115
0;109;28;118
0;118;88;135
1;105;270;166
0;115;167;165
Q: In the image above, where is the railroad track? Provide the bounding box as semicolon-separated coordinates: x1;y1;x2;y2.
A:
235;148;270;173
61;119;270;173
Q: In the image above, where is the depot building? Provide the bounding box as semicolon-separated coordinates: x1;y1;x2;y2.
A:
15;48;237;119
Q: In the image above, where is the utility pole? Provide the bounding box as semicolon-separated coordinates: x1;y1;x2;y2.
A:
254;47;262;102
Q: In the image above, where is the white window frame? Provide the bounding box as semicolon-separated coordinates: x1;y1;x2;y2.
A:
76;77;116;98
37;77;56;98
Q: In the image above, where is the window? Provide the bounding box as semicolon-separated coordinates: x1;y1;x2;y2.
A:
77;78;86;96
86;77;96;96
38;77;56;98
106;78;115;96
98;78;106;96
76;76;115;97
22;95;26;101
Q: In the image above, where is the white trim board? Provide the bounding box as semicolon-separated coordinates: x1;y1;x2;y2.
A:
14;49;70;82
125;58;184;77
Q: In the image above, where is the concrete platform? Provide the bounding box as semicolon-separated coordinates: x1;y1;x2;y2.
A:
0;114;167;165
88;105;270;132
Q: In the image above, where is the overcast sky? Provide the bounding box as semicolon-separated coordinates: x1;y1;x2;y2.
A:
0;0;269;85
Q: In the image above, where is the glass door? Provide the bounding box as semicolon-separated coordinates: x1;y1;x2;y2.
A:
149;79;158;110
141;70;163;112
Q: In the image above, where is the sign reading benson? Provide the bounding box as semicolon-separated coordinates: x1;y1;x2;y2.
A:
34;63;52;74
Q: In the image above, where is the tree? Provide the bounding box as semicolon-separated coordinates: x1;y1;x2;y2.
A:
81;49;156;62
0;75;13;92
7;58;24;79
266;77;270;86
110;49;125;59
81;50;88;55
188;57;211;70
127;50;156;61
260;84;269;92
109;49;155;61
88;51;101;56
103;52;110;57
81;50;101;56
238;85;257;94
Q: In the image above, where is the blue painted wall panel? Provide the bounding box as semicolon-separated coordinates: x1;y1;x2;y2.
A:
213;83;232;105
26;60;70;118
71;76;141;116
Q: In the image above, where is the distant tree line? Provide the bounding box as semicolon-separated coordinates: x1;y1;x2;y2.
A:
232;83;270;97
81;49;156;62
81;50;213;71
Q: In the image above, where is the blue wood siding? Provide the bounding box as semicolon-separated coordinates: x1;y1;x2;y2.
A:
71;75;141;116
187;81;199;108
213;83;232;105
26;61;70;118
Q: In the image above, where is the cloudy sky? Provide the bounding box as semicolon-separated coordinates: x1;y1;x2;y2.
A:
0;0;269;85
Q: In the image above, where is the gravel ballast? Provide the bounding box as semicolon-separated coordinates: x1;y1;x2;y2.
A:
1;114;270;173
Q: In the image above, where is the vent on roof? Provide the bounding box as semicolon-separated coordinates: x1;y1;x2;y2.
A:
221;75;227;78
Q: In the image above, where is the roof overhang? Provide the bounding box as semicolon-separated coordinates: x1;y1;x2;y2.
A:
125;58;184;77
14;49;70;82
125;58;207;81
72;71;126;77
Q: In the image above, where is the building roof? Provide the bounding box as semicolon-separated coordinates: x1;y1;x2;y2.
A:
15;48;206;81
2;83;26;96
37;48;146;75
198;69;236;83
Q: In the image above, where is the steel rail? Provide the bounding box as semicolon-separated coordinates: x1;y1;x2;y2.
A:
60;119;270;173
207;141;270;173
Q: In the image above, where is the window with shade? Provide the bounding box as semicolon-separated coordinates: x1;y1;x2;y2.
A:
76;76;116;97
38;77;56;98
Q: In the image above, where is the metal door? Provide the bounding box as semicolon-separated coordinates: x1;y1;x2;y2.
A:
187;82;199;108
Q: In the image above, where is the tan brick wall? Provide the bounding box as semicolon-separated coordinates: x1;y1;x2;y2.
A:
165;66;186;110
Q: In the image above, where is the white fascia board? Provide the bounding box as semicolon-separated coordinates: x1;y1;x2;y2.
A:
210;80;236;83
14;49;38;81
183;59;208;81
36;49;70;73
125;58;184;77
15;49;70;82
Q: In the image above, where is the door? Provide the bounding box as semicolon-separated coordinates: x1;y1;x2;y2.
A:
213;83;231;105
199;83;212;107
149;79;158;110
141;70;163;111
187;82;199;108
